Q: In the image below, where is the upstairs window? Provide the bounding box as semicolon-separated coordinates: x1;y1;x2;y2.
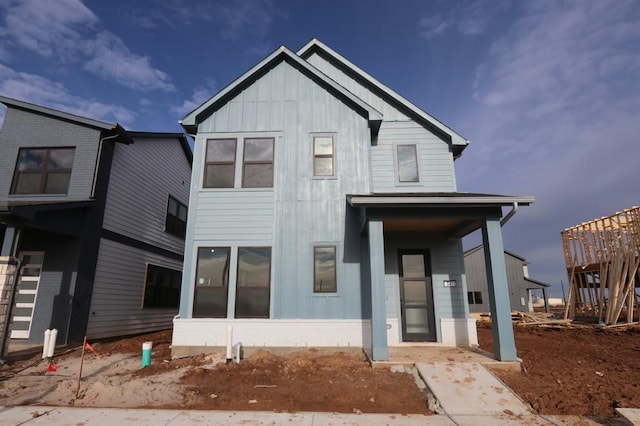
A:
314;245;337;293
313;136;334;176
397;144;419;182
165;196;187;238
204;138;236;188
11;147;75;195
242;137;274;188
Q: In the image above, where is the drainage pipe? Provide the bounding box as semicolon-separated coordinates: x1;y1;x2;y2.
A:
500;202;519;227
226;326;233;363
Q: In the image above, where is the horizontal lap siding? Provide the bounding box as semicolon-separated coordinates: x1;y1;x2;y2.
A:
87;238;181;339
0;108;100;200
102;137;191;252
192;192;274;242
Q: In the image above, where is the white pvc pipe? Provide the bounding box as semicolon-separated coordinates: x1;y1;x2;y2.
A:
234;342;241;364
226;326;233;362
42;329;51;359
46;328;58;358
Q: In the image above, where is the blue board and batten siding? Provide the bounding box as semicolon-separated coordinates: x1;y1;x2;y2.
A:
181;60;372;320
87;136;191;338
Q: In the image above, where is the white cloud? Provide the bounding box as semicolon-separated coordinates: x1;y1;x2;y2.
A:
419;0;501;39
172;80;218;117
84;32;174;91
0;0;174;91
0;63;135;124
456;0;640;293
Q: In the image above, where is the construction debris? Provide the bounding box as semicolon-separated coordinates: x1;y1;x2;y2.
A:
561;206;640;325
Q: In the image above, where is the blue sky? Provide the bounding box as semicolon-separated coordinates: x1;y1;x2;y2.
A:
1;0;639;297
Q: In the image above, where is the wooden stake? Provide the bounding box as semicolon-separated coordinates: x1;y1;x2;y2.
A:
75;336;87;401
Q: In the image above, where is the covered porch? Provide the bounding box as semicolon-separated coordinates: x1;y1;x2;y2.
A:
348;192;534;362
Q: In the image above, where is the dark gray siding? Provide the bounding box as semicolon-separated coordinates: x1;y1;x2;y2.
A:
0;107;100;201
464;248;534;313
86;238;181;338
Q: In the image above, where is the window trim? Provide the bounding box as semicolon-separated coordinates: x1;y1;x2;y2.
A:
234;246;272;318
395;143;420;184
312;134;336;178
10;147;75;195
164;195;187;238
203;138;237;188
241;137;275;188
141;263;182;309
313;244;338;294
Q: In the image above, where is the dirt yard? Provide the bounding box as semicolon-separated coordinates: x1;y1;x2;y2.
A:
0;330;430;414
477;321;640;416
1;322;639;418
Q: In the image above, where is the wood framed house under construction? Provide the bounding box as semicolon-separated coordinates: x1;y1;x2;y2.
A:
561;206;640;325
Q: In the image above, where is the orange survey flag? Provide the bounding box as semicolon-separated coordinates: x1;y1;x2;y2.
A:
84;341;99;356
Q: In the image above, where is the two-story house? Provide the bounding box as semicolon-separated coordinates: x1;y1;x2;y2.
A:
0;96;191;352
464;246;550;314
171;39;534;362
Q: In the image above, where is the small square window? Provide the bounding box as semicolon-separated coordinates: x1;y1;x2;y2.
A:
313;136;334;176
467;291;483;305
314;245;337;293
143;264;181;309
397;144;419;183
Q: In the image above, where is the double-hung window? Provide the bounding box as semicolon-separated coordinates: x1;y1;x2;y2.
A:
11;147;75;195
396;144;419;183
204;139;236;188
165;196;187;238
242;138;274;188
467;291;483;305
313;136;335;176
313;245;337;293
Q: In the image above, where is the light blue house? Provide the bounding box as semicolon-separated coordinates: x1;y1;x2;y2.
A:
172;39;534;361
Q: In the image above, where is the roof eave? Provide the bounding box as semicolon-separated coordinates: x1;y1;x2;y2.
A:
347;194;535;208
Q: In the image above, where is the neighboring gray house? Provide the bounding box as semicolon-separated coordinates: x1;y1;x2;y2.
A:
464;246;549;313
172;39;534;362
0;96;192;349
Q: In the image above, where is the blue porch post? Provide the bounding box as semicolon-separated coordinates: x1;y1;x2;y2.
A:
368;219;388;360
1;225;18;257
481;218;517;361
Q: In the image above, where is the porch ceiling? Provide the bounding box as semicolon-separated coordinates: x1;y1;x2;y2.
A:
348;192;535;239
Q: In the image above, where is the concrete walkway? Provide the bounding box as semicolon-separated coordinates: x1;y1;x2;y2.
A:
2;406;638;425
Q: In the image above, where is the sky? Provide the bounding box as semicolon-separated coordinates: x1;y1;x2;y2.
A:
1;0;639;298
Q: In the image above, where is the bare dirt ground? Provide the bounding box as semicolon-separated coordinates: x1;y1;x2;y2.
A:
0;331;430;414
1;322;639;418
477;321;640;417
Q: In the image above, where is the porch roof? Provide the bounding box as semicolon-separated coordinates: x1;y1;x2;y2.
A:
347;192;535;238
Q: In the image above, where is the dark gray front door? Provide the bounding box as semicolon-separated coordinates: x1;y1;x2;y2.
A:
399;250;436;341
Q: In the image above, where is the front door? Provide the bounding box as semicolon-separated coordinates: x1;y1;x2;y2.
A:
10;251;45;339
398;250;436;341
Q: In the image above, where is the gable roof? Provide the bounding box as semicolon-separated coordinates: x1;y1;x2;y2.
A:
127;131;193;165
180;45;383;136
297;39;469;158
464;244;528;262
0;95;134;145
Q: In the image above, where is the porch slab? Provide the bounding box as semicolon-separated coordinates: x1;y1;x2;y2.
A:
369;345;520;371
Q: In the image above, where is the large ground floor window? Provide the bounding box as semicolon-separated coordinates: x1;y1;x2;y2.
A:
193;246;271;318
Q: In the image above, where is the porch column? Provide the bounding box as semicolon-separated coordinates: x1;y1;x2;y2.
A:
481;218;517;361
368;219;388;360
1;225;19;257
